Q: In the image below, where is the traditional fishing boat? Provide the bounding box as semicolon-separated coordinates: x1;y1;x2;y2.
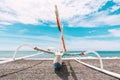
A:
0;5;120;79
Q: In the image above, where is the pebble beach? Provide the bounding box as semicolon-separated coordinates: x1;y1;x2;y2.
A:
0;59;120;80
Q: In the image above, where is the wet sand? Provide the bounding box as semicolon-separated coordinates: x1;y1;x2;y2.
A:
0;59;120;80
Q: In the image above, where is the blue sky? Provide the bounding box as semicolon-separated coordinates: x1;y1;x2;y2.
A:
0;0;120;51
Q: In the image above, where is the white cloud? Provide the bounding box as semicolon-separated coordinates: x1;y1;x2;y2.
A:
101;15;120;26
0;22;12;25
0;33;120;51
110;5;120;12
58;0;106;19
90;14;120;27
0;34;60;50
19;29;28;34
0;33;59;42
0;12;16;22
0;0;120;27
113;0;120;5
67;1;120;27
0;0;108;26
108;28;120;37
65;36;120;51
82;34;111;39
69;11;120;27
1;0;120;51
0;26;7;31
0;0;55;24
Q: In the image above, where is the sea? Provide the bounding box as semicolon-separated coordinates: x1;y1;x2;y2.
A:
0;51;120;60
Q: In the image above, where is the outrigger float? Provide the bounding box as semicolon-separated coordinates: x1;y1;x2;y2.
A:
0;5;120;79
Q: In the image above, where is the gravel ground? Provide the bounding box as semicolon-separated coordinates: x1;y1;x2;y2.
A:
0;59;120;80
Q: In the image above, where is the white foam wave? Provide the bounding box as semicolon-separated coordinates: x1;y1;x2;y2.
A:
0;56;120;61
79;56;120;59
0;58;12;61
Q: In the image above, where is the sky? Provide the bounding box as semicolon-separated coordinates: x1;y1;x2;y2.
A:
0;0;120;51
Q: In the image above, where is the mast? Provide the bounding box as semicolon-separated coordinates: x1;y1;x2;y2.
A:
55;5;67;52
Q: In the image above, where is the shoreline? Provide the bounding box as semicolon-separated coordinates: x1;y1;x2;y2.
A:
0;57;120;61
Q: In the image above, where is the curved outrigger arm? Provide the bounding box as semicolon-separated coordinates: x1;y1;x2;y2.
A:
0;44;55;65
75;59;120;79
13;44;55;61
75;50;120;79
79;51;103;69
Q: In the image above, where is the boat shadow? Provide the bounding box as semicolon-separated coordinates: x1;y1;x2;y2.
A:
55;61;78;80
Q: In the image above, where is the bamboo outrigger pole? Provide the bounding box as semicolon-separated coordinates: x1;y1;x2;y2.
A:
55;5;67;52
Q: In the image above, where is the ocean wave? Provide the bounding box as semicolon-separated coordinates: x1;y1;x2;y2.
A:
79;56;120;59
0;58;12;60
0;56;120;60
